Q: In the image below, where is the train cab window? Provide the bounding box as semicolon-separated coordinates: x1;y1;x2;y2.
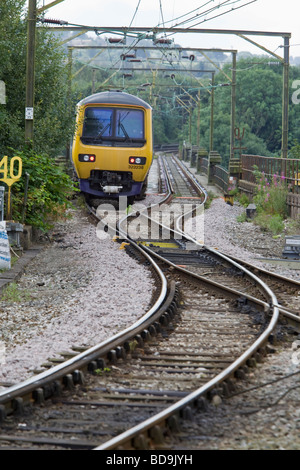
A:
116;110;144;139
83;108;113;138
81;107;145;147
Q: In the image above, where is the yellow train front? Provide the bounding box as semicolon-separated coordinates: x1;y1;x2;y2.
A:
72;91;153;202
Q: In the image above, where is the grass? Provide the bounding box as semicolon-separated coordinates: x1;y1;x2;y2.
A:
1;282;32;303
204;190;218;209
253;213;285;235
234;168;290;236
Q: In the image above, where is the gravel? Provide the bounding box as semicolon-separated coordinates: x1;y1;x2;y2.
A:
186;196;300;283
183;196;300;450
0;205;156;387
0;159;299;449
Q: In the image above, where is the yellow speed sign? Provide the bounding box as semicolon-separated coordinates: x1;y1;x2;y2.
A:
0;156;23;186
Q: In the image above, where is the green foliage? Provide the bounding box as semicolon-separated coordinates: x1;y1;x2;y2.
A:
204;190;218;209
290;140;300;158
238;193;250;207
0;0;27;154
253;166;288;219
0;1;76;157
236;212;248;223
253;213;284;235
94;367;111;376
252;165;288;235
235;62;283;152
10;149;78;231
1;282;32;303
64;50;300;162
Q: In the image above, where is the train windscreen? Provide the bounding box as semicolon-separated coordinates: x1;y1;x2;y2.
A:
82;107;145;147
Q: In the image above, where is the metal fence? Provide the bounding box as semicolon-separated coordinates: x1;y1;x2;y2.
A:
198;157;208;175
241;154;300;194
213;165;229;193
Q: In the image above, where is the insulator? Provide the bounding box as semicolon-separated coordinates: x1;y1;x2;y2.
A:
39;18;68;25
120;53;136;60
154;38;172;45
108;37;125;44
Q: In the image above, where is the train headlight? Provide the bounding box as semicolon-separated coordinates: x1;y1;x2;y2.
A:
79;154;96;162
129;157;146;165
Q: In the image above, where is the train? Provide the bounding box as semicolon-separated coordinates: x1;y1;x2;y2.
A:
71;90;153;203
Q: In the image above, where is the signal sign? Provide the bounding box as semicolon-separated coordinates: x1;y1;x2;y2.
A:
0;156;23;218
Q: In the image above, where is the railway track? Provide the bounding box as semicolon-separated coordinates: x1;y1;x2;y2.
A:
0;154;298;450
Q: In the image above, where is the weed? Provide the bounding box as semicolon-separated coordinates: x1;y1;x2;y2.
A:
236;213;249;223
94;367;111;376
253;213;284;235
1;282;32;303
238;193;250;207
129;339;138;352
204;190;218;209
250;165;288;235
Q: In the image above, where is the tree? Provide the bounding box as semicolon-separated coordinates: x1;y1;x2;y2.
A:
0;1;78;229
0;0;27;154
0;0;75;157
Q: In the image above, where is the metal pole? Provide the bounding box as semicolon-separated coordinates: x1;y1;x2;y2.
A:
197;89;200;148
230;52;237;162
210;72;215;152
22;173;30;223
189;108;192;145
25;0;37;145
92;68;96;94
282;36;290;158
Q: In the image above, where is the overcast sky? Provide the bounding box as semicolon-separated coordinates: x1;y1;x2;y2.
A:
46;0;300;58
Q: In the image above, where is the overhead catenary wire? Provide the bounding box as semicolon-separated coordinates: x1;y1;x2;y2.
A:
159;0;258;37
156;0;218;28
67;0;259;90
128;0;143;28
186;0;259;29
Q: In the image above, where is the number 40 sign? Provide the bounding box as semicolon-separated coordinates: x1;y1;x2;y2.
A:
0;156;23;217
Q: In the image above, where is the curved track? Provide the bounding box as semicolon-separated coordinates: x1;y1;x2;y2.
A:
0;154;298;450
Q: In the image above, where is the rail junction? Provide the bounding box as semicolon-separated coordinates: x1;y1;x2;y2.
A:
0;153;299;450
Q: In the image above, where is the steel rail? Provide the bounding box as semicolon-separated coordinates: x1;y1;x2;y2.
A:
95;258;279;450
95;156;281;451
275;305;300;323
0;256;167;403
219;251;300;290
170;154;208;235
172;157;300;325
0;210;171;412
124;156;276;305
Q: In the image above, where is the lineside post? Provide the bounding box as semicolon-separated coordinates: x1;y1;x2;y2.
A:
25;0;37;145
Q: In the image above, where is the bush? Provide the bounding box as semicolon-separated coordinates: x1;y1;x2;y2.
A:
204;190;218;209
238;193;250;207
8;149;78;231
253;166;288;218
253;213;284;235
251;165;288;235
